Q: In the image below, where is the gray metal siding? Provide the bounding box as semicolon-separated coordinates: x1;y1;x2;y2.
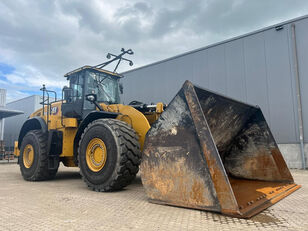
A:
264;27;297;143
243;33;270;124
225;39;246;100
4;95;41;149
123;16;308;144
295;19;308;143
0;89;6;107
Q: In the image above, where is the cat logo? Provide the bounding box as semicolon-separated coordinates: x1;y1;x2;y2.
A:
51;106;58;115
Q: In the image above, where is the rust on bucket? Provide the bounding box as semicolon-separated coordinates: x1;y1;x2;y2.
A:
141;80;300;218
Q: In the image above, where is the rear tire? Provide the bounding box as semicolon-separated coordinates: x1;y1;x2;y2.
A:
78;119;141;191
19;130;59;181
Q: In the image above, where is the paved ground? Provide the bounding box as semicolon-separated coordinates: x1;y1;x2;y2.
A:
0;163;307;231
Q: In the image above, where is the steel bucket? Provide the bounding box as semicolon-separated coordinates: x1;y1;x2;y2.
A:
141;80;300;218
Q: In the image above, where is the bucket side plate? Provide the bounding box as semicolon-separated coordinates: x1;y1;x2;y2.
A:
141;88;222;212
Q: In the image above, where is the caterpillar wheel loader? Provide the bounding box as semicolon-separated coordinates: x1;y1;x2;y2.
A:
14;48;300;218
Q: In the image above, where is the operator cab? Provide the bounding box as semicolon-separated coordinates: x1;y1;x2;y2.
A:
62;67;122;119
61;48;133;119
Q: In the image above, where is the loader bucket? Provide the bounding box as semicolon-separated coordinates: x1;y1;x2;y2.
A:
140;80;300;218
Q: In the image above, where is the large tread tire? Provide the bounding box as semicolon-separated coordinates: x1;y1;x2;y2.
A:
19;130;59;181
78;119;141;192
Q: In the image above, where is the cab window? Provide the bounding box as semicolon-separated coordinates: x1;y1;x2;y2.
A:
69;74;84;102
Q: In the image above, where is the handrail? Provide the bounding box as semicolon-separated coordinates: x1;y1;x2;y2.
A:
40;84;58;130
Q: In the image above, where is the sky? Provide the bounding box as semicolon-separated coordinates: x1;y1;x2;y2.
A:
1;0;308;102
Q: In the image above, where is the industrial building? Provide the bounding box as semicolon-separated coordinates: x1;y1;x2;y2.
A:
2;15;308;168
122;15;308;169
0;89;23;158
3;95;41;151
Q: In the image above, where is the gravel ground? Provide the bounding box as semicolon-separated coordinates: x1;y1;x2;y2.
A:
0;164;307;231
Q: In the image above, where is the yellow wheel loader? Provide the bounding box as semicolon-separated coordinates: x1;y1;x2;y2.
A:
14;49;300;218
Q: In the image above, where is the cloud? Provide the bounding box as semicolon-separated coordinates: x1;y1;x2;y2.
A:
0;63;65;102
0;0;308;101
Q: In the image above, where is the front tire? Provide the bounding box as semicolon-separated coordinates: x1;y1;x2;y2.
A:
19;130;59;181
78;119;141;191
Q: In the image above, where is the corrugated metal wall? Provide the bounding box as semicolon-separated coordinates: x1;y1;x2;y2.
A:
0;89;6;107
122;16;308;144
4;95;41;149
0;89;6;140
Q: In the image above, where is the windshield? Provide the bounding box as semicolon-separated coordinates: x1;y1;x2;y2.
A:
86;70;120;104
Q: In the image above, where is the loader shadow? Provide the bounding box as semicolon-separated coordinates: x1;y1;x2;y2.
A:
132;175;143;185
250;213;281;224
200;210;286;228
148;196;286;227
46;172;287;227
53;171;143;184
54;171;81;181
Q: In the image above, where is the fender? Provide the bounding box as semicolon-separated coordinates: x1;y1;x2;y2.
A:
73;111;119;164
18;116;47;149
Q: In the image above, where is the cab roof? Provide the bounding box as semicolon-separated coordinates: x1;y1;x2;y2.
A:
64;65;122;78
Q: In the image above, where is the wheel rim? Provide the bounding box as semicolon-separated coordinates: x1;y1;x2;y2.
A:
23;144;34;168
86;138;107;172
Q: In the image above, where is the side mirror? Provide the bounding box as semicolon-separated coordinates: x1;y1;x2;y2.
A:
86;93;97;103
119;83;124;94
63;86;73;103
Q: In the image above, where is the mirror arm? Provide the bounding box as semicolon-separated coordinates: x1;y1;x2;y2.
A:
93;101;103;111
85;94;103;111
